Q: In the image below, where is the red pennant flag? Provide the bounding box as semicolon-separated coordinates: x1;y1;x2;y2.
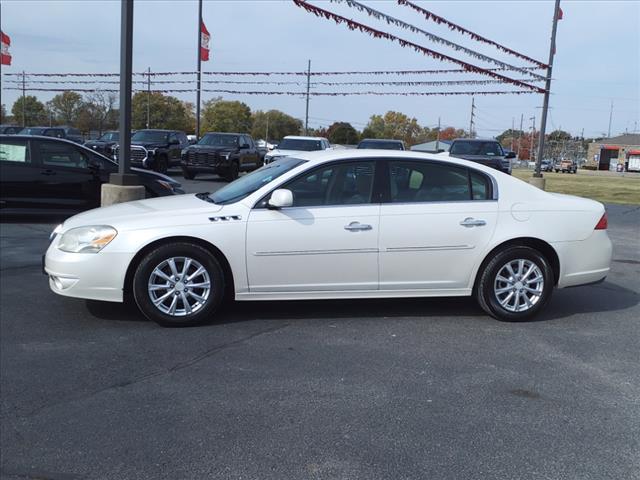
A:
1;31;11;66
200;21;210;62
557;7;563;20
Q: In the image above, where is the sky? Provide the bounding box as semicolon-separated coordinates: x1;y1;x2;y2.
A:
0;0;638;138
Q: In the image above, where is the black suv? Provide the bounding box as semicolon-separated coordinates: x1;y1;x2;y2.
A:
357;138;405;150
84;130;120;157
448;138;515;174
115;129;190;173
0;125;21;135
19;126;84;144
181;132;262;181
0;135;184;215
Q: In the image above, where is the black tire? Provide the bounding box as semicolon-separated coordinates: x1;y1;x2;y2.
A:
224;161;239;182
182;168;196;180
155;156;168;174
475;246;554;322
555;169;559;173
132;242;225;327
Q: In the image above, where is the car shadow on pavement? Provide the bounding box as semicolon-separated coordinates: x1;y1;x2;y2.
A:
84;279;638;326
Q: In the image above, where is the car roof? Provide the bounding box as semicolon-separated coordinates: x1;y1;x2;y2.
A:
202;132;242;136
283;135;328;141
135;129;181;133
451;138;498;143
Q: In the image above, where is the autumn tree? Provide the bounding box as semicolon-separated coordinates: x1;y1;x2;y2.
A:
327;122;359;145
76;91;118;133
251;109;302;141
361;111;423;145
132;92;194;132
438;126;466;141
200;100;252;134
11;95;47;126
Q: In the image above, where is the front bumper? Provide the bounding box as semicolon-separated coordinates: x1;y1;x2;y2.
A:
44;240;134;303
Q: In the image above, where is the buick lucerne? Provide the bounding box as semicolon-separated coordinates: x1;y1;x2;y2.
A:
44;150;612;327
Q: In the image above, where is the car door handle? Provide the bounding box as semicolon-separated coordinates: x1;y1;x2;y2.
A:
344;222;372;232
460;217;486;227
41;170;56;176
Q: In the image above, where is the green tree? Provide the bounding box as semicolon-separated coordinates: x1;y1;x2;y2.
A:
132;92;194;132
548;129;572;141
251;109;302;141
361;111;423;145
497;128;525;144
201;100;252;134
49;91;84;125
11;95;47;126
77;91;118;133
0;103;6;122
326;122;359;145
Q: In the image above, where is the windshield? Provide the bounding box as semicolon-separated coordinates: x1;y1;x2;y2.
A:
198;134;239;147
209;157;306;205
19;127;46;135
99;132;119;142
450;141;504;156
277;138;323;151
358;140;403;150
131;131;169;143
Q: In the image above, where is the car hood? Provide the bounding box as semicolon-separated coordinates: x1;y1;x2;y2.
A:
185;145;236;153
62;194;222;230
86;140;116;146
449;154;506;162
266;149;308;157
129;167;180;184
131;141;167;149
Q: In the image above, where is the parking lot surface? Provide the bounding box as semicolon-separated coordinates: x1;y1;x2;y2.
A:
1;177;639;480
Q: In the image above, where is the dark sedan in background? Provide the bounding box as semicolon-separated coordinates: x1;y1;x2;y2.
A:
19;126;84;144
181;132;262;181
0;135;184;216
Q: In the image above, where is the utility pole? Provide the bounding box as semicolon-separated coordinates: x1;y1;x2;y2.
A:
304;59;311;135
195;0;203;140
534;0;561;182
435;116;441;152
21;71;26;127
530;115;536;161
607;101;613;138
511;117;515;151
146;67;151;129
265;113;269;142
468;96;475;138
516;113;523;159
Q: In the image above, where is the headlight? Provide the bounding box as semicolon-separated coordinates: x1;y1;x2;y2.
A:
147;148;157;155
58;226;118;253
156;180;175;192
50;224;63;242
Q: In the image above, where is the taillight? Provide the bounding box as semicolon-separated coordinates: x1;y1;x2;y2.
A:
595;212;608;230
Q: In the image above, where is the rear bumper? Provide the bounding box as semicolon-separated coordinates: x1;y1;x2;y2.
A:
553;230;613;288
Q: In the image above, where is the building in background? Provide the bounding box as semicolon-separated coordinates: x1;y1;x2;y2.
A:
586;134;640;172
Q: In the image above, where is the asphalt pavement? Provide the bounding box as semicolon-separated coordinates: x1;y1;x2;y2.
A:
1;176;639;480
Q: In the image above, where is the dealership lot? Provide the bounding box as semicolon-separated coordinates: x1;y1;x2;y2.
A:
1;176;639;479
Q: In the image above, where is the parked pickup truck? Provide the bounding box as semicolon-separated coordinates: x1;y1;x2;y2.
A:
114;129;190;173
180;132;262;181
555;158;577;173
448;138;515;174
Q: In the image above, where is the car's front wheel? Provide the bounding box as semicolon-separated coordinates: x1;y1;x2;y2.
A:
476;246;554;321
132;242;225;327
224;161;239;182
182;168;196;180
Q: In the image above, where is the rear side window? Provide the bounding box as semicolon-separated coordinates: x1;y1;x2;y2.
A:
387;161;493;202
0;140;31;163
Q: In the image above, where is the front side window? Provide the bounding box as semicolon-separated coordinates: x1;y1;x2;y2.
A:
19;127;46;135
0;140;31;163
388;161;474;202
44;129;64;138
99;132;119;142
38;142;88;169
284;161;375;207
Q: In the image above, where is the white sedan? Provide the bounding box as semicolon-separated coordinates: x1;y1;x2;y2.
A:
45;150;612;327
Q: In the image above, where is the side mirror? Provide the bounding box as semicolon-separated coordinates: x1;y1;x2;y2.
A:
505;151;516;159
267;189;293;209
240;143;250;150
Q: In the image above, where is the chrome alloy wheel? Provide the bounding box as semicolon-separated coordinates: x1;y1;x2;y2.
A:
493;259;544;313
148;257;211;317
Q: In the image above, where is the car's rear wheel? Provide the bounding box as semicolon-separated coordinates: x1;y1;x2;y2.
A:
476;246;554;322
182;168;196;180
132;242;225;327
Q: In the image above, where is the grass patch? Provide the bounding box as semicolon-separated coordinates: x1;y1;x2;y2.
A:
512;170;640;205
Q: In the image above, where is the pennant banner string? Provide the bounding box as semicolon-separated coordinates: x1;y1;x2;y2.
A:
291;0;545;93
397;0;547;68
329;0;545;80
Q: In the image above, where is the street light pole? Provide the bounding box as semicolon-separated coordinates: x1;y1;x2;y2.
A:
534;0;561;179
196;0;202;140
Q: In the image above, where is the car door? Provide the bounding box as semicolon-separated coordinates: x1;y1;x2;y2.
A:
34;139;102;212
0;137;40;211
242;135;258;169
378;159;498;291
246;160;380;292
